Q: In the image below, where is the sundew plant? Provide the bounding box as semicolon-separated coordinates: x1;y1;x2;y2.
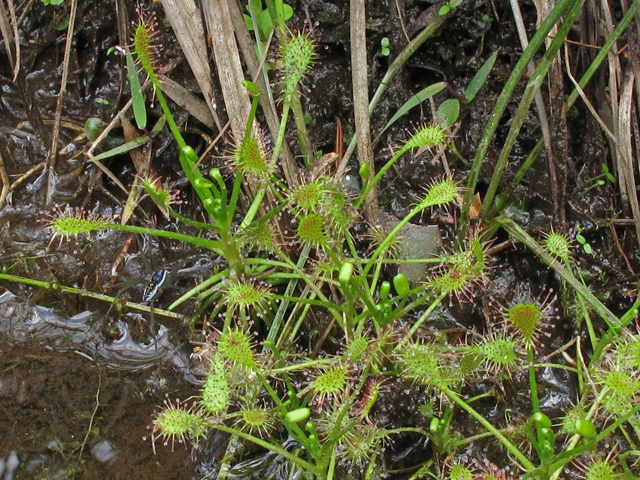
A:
25;1;640;479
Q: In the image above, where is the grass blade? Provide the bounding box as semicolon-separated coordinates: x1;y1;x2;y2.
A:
464;50;497;102
125;50;147;129
380;82;446;135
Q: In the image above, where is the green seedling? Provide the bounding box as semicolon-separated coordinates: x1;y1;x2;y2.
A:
575;223;593;254
244;0;293;40
439;0;462;16
380;37;390;57
581;163;617;195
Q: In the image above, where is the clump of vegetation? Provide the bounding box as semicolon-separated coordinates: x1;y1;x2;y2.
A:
3;1;640;479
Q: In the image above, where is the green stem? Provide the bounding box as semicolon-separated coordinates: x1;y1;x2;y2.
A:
0;273;185;319
240;184;267;229
274;294;348;312
102;222;222;251
459;0;575;236
363;204;423;276
290;93;313;167
439;383;536;470
243;85;261;142
154;87;186;149
168;209;217;231
269;357;335;375
272;99;291;161
494;216;620;328
272;0;288;34
528;346;540;414
260;251;344;325
576;289;598;351
213;424;319;477
485;138;544;220
589;296;640;369
355;144;409;208
405;291;448;341
479;0;585;219
339;2;454;173
227;174;243;227
169;269;228;310
265;243;311;345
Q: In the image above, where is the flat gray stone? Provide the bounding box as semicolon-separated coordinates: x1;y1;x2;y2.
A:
380;213;442;285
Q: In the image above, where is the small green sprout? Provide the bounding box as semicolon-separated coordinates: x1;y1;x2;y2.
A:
581;163;616;194
244;0;293;40
575;223;593;254
439;0;462;16
380;37;390;56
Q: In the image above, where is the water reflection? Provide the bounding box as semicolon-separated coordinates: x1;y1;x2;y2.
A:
0;291;197;384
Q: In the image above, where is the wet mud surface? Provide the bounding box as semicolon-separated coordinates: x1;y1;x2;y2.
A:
0;0;638;478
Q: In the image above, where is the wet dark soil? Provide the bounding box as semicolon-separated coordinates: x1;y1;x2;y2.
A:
1;0;638;479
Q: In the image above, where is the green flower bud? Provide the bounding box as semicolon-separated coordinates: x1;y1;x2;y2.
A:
285;407;311;423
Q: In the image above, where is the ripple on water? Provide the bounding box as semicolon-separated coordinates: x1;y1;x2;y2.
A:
0;290;197;384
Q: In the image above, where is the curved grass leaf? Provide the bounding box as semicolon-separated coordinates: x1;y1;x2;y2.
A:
125;50;147;130
464;51;498;103
381;81;446;135
90;135;149;163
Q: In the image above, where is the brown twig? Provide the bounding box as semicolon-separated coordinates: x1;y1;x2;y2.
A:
351;0;379;224
394;0;410;44
0;150;10;210
510;0;561;229
8;161;46;193
45;0;78;206
610;224;635;274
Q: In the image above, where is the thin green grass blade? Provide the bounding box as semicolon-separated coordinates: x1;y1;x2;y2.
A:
380;82;446;135
125;50;147;130
90;135;150;162
464;51;497;102
458;0;574;237
480;0;584;219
